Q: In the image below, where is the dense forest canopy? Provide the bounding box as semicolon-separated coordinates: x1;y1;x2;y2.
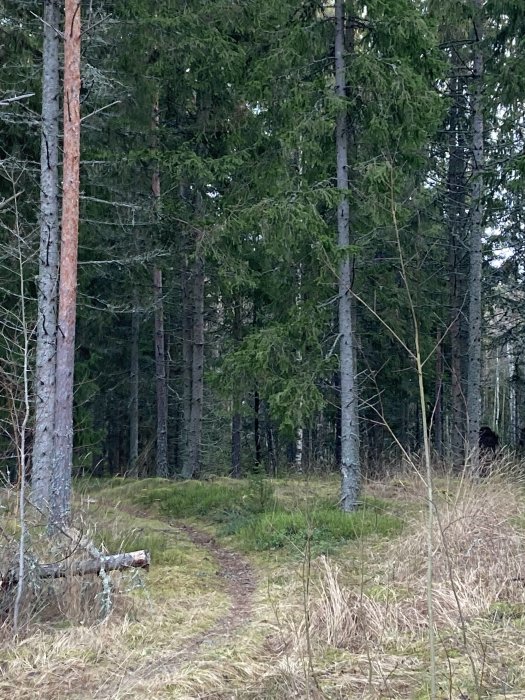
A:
1;0;525;510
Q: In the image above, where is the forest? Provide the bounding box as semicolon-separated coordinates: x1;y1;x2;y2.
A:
2;1;525;699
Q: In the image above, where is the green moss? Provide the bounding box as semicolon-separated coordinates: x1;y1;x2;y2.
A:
231;506;402;554
89;478;403;556
133;478;277;521
489;601;525;622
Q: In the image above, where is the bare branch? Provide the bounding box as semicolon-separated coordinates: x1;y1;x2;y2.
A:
0;94;35;107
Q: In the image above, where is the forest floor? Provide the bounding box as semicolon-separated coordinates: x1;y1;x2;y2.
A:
2;468;525;699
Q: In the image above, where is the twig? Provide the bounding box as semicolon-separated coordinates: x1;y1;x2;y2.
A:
81;100;121;123
0;94;35;107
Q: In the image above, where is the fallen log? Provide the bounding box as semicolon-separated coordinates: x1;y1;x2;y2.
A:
1;550;150;590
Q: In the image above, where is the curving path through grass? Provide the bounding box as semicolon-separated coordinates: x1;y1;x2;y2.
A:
96;519;257;698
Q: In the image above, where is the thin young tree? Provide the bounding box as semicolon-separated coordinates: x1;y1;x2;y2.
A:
335;0;360;511
32;0;60;511
51;0;81;525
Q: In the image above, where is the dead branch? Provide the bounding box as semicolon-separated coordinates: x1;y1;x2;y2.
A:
1;550;150;590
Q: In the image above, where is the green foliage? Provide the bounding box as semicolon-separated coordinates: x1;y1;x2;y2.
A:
134;478;277;520
130;477;402;554
231;506;402;554
6;0;524;481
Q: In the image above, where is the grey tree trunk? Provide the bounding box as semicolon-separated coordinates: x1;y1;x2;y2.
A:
32;0;60;512
128;301;139;477
434;337;444;456
231;406;241;478
265;409;277;477
231;301;241;478
184;248;205;478
181;256;193;476
150;96;169;478
153;267;169;477
447;63;469;469
467;0;484;472
254;389;262;468
335;0;360;511
51;0;81;526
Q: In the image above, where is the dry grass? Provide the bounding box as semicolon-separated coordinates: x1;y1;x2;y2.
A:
281;470;525;697
3;468;525;699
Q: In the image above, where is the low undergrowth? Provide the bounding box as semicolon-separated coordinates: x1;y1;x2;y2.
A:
129;477;402;555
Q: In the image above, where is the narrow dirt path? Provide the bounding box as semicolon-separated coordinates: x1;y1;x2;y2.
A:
97;520;257;698
172;523;256;649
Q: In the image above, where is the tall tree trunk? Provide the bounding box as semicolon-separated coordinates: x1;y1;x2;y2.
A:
295;427;304;472
51;0;81;526
447;62;469;469
231;301;242;478
434;335;443;456
153;267;169;477
231;404;241;478
181;255;193;476
254;389;262;468
266;412;277;477
151;95;169;478
514;355;524;448
335;0;360;511
467;0;484;472
165;308;179;472
32;0;60;511
184;247;205;478
508;344;517;444
128;301;139;477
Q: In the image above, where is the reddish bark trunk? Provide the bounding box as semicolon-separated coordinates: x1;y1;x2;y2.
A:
51;0;81;526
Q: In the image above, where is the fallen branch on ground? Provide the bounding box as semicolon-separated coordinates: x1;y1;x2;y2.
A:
1;550;150;590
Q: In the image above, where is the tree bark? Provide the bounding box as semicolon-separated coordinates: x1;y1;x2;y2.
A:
184;247;205;478
150;96;169;478
2;550;150;590
230;301;242;478
181;254;193;476
129;300;140;477
153;267;169;477
447;60;469;469
254;389;262;468
433;335;443;456
231;407;241;478
32;0;60;512
335;0;360;511
266;412;277;477
51;0;81;526
467;0;484;472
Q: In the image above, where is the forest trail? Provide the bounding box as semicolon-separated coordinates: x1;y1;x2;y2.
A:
96;518;257;698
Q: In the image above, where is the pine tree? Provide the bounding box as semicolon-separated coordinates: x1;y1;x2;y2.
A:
51;0;81;525
32;0;60;510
